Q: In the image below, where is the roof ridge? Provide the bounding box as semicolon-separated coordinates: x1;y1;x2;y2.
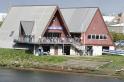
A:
11;5;58;7
61;7;99;9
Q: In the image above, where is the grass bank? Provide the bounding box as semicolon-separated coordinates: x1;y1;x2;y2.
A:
0;48;124;78
0;48;67;68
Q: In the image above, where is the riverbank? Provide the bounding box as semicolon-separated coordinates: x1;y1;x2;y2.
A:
0;48;124;79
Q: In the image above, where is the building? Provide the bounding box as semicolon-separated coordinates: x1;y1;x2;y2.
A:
61;7;115;56
106;13;124;34
0;5;115;56
0;13;7;21
103;16;116;25
108;23;124;34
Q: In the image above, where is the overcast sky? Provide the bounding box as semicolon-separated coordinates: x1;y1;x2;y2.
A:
0;0;124;15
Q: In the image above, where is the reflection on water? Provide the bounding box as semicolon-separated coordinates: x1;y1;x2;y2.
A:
0;68;124;82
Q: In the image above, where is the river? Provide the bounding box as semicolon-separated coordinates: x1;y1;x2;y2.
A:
0;68;124;82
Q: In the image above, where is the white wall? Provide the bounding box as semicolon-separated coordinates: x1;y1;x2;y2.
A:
58;46;63;56
70;46;76;56
49;46;63;56
93;46;102;56
109;46;115;50
50;46;54;55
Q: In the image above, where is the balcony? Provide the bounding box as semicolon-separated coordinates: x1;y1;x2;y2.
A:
14;35;81;45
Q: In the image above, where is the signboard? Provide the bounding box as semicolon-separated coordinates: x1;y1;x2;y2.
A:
48;26;63;30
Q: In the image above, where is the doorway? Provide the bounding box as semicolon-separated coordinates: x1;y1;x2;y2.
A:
42;45;50;52
62;45;70;55
86;46;93;56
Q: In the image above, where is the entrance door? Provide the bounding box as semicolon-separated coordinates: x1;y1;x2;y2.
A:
63;45;70;55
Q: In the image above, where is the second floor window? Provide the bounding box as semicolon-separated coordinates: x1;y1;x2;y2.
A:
88;34;107;40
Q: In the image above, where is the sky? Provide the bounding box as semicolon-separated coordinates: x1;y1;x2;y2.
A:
0;0;124;15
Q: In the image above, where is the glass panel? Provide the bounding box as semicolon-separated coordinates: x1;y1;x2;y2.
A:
96;35;99;39
103;35;107;39
48;26;63;30
88;35;91;39
100;35;103;39
92;35;95;39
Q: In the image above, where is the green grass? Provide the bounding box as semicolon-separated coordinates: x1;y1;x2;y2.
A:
0;48;67;68
0;48;124;70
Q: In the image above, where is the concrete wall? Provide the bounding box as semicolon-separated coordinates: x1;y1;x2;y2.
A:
92;46;102;56
58;46;63;56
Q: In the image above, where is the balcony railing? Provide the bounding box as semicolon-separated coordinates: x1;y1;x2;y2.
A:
38;37;80;44
14;35;81;45
14;35;35;43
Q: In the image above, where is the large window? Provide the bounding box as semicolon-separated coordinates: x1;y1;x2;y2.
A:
88;34;107;40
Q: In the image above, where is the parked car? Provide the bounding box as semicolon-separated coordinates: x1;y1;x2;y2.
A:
115;40;124;46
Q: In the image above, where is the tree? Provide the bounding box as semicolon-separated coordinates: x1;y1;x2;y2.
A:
110;32;124;42
0;22;3;27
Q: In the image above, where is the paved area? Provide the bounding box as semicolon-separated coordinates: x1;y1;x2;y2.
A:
60;59;110;70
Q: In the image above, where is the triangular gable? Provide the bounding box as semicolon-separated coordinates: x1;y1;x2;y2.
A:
84;8;114;46
41;7;70;36
48;17;63;30
48;16;63;30
20;21;34;35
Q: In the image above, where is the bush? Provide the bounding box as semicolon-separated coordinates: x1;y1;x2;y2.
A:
110;32;124;42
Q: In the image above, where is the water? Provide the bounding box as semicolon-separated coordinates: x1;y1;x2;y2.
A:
0;68;124;82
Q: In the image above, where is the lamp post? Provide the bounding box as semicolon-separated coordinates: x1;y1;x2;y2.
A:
62;37;65;55
81;24;85;55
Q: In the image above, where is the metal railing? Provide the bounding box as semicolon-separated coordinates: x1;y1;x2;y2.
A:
15;35;35;43
38;37;80;44
14;36;81;44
